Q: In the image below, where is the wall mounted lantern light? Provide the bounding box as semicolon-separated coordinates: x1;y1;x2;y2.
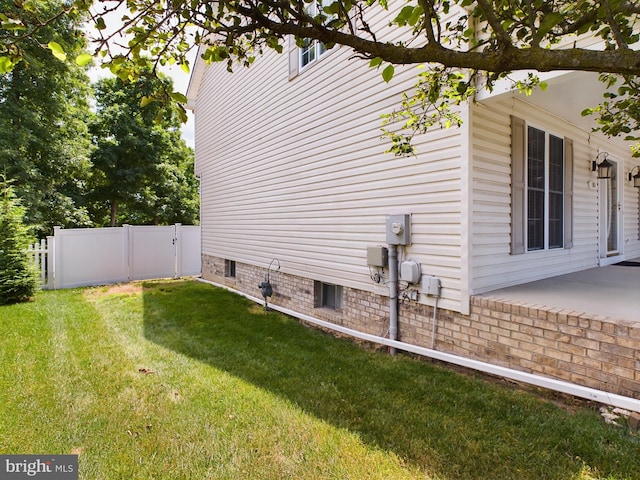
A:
592;151;613;179
628;166;640;188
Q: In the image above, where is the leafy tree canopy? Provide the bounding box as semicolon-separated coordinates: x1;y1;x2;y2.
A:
89;69;199;227
0;0;93;237
3;1;640;153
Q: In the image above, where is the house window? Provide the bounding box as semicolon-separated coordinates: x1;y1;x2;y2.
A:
300;37;328;69
314;281;343;309
224;259;236;278
299;1;331;69
527;126;564;251
511;116;573;255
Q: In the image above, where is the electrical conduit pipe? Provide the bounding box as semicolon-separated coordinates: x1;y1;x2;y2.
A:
388;244;398;355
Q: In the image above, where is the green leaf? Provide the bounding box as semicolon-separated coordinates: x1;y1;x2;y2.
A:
75;53;93;67
177;104;188;123
22;0;37;13
394;5;415;26
0;56;15;73
539;81;548;91
95;17;107;30
537;12;564;39
48;42;67;61
323;2;340;15
369;57;383;68
382;64;394;83
170;92;188;103
408;5;424;27
140;96;156;107
180;62;190;74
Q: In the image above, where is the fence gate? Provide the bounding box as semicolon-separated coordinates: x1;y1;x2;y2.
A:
27;224;201;290
129;226;177;281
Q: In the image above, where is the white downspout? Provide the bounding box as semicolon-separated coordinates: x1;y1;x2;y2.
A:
197;277;640;414
388;244;398;355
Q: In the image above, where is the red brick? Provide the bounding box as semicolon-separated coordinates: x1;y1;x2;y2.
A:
558;360;586;376
542;365;572;381
532;353;558;368
601;343;634;359
600;362;634;379
557;324;585;336
478;330;498;342
532;336;557;349
572;355;602;370
519;324;544;337
544;348;572;363
585;330;616;344
629;326;640;340
490;325;512;338
557;342;586;357
511;331;534;344
500;336;520;349
571;336;600;350
616;336;640;349
543;330;571;342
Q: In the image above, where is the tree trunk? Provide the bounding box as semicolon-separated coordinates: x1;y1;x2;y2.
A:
110;200;118;227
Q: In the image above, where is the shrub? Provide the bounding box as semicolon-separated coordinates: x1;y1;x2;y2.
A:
0;181;37;305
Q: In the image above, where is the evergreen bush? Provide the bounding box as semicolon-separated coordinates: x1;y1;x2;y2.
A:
0;180;37;305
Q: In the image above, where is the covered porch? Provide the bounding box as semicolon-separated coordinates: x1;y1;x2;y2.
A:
481;262;640;322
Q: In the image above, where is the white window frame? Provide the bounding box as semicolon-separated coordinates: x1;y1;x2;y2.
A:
298;1;332;70
525;124;565;252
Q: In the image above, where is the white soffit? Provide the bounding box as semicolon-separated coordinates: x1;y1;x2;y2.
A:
477;70;618;134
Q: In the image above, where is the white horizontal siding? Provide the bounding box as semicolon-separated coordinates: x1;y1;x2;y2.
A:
193;20;465;311
471;95;639;293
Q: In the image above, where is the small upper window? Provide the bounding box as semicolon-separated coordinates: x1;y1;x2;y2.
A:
299;1;331;69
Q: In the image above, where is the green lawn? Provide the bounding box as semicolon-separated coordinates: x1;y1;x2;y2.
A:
0;279;638;479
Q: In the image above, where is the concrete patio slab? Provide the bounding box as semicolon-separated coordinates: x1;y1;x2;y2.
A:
482;263;640;322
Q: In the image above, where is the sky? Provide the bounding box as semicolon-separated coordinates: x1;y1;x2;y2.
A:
164;63;195;148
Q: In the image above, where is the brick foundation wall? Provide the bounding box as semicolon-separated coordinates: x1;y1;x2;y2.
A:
202;254;640;399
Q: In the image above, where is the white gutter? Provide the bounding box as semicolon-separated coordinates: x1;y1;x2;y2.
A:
197;278;640;413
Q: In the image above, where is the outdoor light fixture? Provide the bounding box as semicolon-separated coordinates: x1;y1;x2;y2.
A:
628;166;640;188
592;151;613;179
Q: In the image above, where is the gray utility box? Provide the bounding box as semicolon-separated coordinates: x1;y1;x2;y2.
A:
367;246;389;267
386;214;411;245
423;276;441;296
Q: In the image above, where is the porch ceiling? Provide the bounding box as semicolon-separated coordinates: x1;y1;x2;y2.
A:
478;71;638;148
524;71;605;132
480;262;640;322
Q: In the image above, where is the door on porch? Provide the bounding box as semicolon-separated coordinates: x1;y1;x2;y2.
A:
599;158;622;264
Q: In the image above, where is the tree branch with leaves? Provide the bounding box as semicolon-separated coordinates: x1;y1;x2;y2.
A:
4;0;640;153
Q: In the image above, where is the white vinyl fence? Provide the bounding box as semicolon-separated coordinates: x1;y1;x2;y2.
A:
26;239;49;288
26;224;200;290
